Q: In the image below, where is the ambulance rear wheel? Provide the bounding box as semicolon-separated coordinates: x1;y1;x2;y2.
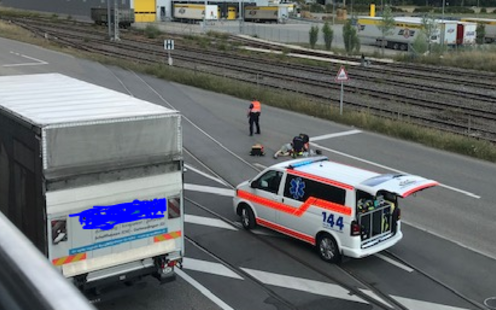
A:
317;233;341;263
240;205;256;230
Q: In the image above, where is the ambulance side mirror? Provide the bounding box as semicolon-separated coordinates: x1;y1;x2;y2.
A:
250;181;259;189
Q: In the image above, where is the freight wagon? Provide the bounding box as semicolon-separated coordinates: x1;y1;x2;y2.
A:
460;17;496;43
172;4;219;22
91;7;134;29
244;6;288;24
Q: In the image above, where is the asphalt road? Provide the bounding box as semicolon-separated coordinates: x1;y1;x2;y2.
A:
1;36;495;310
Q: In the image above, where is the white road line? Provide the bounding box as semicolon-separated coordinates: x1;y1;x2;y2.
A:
392;295;472;310
311;142;480;199
182;257;243;280
375;253;414;273
359;289;395;308
184;184;234;197
241;268;367;304
253;163;267;170
185;164;228;186
3;51;48;67
175;269;236;310
185;214;238;231
310;130;362;141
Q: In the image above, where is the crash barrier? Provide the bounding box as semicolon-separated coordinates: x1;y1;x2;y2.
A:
0;211;96;310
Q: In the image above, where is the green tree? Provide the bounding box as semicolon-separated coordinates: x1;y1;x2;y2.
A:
322;22;334;50
411;32;429;55
420;13;438;52
377;5;396;56
309;25;319;49
476;23;486;44
342;19;360;54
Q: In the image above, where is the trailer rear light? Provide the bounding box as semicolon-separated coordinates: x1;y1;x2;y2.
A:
351;221;361;236
167;261;176;267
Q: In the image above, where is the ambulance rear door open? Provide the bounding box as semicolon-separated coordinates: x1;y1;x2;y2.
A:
357;174;439;198
354;174;438;248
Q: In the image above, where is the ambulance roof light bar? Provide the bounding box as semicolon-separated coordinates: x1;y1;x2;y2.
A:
287;156;328;169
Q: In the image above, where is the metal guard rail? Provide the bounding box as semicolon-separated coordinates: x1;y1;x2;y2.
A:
0;211;96;310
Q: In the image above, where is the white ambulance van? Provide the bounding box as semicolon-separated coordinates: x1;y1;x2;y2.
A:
233;156;438;263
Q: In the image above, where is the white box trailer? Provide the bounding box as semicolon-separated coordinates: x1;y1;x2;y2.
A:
461;17;496;43
0;73;184;303
457;21;477;45
357;16;458;50
244;6;288;23
173;3;218;21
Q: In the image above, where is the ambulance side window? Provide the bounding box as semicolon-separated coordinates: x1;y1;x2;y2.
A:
283;174;346;204
253;170;282;194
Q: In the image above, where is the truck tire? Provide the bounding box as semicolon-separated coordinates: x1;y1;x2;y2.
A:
393;43;399;50
317;233;341;263
400;44;407;51
240;205;256;230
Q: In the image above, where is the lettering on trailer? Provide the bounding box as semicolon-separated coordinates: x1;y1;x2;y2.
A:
164;39;175;50
69;198;167;230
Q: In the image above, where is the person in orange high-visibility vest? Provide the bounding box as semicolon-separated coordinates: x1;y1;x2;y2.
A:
247;97;261;136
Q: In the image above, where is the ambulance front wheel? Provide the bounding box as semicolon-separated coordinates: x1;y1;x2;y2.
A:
240;205;256;230
317;233;341;264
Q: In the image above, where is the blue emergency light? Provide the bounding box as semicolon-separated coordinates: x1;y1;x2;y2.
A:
287;156;328;169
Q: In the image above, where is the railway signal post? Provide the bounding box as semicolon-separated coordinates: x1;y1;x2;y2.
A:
335;66;349;115
164;39;174;66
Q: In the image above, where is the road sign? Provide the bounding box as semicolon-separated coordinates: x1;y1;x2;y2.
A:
164;39;175;50
335;66;349;82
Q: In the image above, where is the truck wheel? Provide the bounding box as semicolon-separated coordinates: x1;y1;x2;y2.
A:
240;206;256;230
393;43;399;50
317;233;341;263
400;44;407;51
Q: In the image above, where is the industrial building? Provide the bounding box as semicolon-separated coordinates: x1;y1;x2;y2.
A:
1;0;281;22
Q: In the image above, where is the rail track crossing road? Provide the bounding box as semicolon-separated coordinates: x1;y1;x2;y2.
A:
1;37;496;310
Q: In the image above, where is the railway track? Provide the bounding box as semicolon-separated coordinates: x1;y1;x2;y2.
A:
8;18;496;143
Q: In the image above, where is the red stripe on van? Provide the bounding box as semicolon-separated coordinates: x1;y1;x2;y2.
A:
287;170;354;190
401;181;439;198
256;217;315;245
237;190;351;216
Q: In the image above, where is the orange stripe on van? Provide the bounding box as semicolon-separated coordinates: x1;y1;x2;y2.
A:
52;253;87;266
257;218;315;245
287;170;354;190
238;190;351;216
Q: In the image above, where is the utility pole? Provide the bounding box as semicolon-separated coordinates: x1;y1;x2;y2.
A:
239;0;245;34
442;0;445;19
107;0;111;39
113;0;120;41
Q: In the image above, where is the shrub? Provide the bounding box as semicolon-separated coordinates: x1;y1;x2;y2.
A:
144;24;161;39
309;25;319;49
322;21;333;50
480;7;487;13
